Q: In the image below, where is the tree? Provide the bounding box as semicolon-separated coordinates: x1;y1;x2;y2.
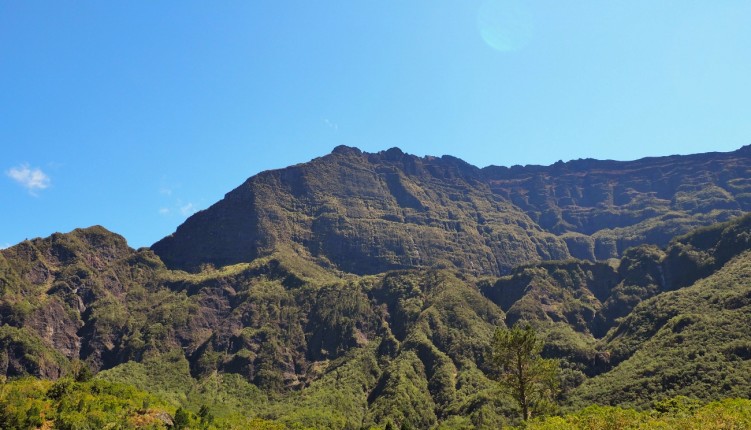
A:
173;407;191;430
71;359;93;382
491;323;560;420
198;404;214;427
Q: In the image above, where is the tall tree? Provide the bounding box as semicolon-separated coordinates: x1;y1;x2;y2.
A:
491;323;560;420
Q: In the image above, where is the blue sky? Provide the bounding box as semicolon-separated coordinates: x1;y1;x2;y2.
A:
3;1;751;249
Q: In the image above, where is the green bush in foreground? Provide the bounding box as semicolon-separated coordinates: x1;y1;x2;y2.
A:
0;377;173;429
518;398;751;430
3;375;751;429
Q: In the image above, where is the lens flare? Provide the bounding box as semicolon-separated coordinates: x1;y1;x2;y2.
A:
477;0;533;52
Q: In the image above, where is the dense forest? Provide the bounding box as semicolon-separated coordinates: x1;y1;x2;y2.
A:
3;147;751;428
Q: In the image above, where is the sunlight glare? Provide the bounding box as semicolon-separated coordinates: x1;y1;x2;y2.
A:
477;0;533;52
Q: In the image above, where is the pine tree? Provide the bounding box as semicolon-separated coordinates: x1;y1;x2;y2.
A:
491;323;560;420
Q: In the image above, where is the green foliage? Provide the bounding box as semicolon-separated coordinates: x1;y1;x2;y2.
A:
519;398;751;429
173;407;190;429
0;377;172;429
0;325;70;378
71;359;93;382
491;324;561;420
97;350;195;406
4;374;750;429
574;250;751;407
367;350;438;429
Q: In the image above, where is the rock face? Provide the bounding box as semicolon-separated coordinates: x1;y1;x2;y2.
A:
152;145;751;275
0;226;145;377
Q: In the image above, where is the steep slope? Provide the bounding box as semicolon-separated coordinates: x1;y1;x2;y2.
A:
152;146;570;275
475;213;751;408
475;214;751;393
2;216;751;427
484;145;751;260
0;226;162;377
0;227;513;428
571;250;751;407
152;145;751;275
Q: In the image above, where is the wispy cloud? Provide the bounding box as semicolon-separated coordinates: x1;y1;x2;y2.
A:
6;164;51;195
180;202;196;216
323;118;339;131
159;186;173;196
157;203;198;218
0;243;10;250
157;178;199;218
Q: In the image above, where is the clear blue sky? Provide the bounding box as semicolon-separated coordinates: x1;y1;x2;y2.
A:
3;1;751;249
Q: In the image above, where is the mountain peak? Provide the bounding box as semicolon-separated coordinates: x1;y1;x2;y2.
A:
331;145;362;156
380;147;405;160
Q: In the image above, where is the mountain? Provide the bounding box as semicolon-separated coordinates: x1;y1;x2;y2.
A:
152;145;751;275
3;146;751;428
571;214;751;407
0;227;510;427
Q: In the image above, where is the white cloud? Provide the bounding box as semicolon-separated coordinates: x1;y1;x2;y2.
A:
180;202;196;216
6;164;50;194
157;203;197;218
159;186;173;196
1;243;10;250
323;118;338;131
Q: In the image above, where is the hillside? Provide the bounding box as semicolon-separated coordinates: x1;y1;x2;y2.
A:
3;146;751;428
4;215;751;427
0;227;512;427
152;145;751;275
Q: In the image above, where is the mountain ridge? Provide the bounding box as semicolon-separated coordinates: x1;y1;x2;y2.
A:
152;145;751;275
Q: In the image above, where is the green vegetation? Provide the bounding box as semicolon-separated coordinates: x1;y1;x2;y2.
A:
518;398;751;429
2;375;751;429
0;377;173;429
572;251;751;408
491;324;560;420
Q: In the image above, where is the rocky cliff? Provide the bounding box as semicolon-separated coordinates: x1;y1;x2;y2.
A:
153;145;751;275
